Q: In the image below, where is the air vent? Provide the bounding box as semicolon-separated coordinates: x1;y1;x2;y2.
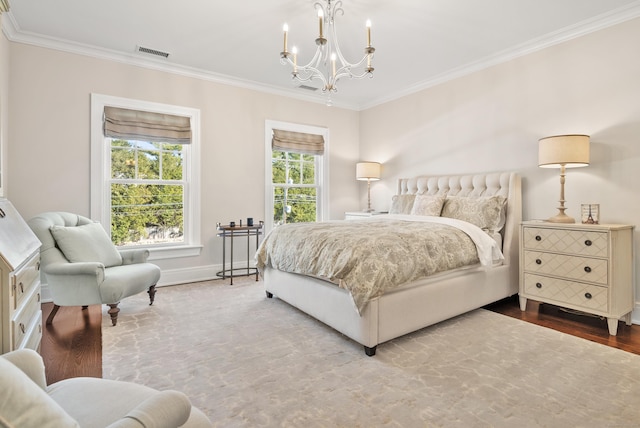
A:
297;84;319;92
136;45;170;58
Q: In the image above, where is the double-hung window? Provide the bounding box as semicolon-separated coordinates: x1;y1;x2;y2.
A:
265;121;329;232
91;94;201;259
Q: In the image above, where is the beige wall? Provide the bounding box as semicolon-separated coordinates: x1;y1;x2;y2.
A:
0;15;9;197
7;43;359;280
360;17;640;311
6;15;640;313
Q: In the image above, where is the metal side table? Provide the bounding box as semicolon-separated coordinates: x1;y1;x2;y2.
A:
216;223;263;285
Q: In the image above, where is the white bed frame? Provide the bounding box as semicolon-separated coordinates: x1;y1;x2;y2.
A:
264;172;522;356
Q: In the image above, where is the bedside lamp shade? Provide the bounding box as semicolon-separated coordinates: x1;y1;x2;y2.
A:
538;134;590;223
356;162;381;212
356;162;381;181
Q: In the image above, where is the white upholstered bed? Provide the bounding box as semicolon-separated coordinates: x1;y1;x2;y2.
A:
258;171;522;356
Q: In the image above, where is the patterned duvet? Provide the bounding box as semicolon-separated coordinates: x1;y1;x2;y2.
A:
256;215;503;314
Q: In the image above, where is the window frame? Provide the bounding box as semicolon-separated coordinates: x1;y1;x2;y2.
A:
264;120;329;232
91;93;202;260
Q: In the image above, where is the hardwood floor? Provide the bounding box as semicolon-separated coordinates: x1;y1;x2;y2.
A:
40;295;640;384
41;302;102;384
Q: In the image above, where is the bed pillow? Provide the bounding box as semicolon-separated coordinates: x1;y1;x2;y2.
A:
441;195;507;233
389;194;416;215
50;222;123;267
410;195;445;216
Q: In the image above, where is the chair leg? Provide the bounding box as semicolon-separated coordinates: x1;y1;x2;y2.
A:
148;285;156;306
46;304;61;325
107;303;120;326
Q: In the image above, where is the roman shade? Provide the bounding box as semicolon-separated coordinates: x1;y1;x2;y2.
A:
104;106;192;144
272;129;324;155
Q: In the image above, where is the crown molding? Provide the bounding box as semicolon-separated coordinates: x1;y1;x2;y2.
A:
360;1;640;110
1;12;358;111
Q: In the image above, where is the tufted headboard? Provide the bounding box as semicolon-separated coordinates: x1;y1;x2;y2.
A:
396;172;522;266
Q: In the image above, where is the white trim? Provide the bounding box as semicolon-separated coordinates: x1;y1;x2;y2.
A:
264;120;329;234
90;93;201;259
6;5;640;111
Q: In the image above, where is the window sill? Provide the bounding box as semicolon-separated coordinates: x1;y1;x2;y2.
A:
146;244;203;260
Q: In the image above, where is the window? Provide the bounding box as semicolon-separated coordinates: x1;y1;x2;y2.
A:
91;94;201;259
265;121;329;232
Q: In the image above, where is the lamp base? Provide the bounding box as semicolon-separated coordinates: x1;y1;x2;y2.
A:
546;212;575;223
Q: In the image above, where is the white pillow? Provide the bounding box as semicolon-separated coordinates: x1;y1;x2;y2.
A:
50;222;123;267
410;195;445;216
441;196;507;233
389;194;416;215
0;356;80;427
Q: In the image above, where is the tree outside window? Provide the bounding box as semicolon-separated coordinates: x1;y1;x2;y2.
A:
272;150;318;225
110;139;184;246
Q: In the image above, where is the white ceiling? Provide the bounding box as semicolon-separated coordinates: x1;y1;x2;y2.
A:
5;0;640;110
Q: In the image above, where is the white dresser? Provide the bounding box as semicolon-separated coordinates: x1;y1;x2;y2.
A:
0;199;42;353
519;221;634;335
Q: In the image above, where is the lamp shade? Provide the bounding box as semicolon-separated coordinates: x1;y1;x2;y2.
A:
538;134;590;168
356;162;381;181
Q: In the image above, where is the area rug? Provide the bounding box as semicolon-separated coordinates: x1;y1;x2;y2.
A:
103;279;640;427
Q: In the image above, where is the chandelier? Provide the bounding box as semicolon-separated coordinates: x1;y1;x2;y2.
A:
280;0;375;102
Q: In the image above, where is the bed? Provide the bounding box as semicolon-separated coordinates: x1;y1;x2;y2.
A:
257;171;521;356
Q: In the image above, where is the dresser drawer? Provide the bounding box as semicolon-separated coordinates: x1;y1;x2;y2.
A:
522;226;608;257
523;250;608;285
12;253;40;310
523;273;608;312
12;286;42;349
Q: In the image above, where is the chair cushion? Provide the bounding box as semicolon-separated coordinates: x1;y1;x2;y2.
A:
50;222;123;267
0;356;80;427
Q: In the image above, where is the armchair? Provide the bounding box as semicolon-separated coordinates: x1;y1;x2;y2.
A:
0;348;212;427
28;212;161;326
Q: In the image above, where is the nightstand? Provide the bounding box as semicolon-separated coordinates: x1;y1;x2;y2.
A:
344;211;388;220
519;221;634;335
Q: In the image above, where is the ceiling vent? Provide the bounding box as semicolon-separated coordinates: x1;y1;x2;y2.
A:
136;45;170;58
297;84;319;92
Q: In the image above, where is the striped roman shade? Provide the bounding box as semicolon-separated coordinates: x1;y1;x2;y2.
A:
103;106;192;144
272;129;324;155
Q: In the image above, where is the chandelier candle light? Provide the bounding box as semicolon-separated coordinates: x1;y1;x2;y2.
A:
280;0;375;103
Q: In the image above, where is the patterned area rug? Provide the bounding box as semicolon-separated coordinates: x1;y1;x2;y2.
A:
103;279;640;427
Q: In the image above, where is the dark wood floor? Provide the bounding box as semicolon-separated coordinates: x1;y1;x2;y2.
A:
41;295;640;384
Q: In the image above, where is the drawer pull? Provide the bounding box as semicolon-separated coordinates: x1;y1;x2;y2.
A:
585;239;592;246
585;292;592;299
535;259;542;265
535;235;542;241
536;282;542;289
584;266;592;273
19;282;24;293
19;323;25;334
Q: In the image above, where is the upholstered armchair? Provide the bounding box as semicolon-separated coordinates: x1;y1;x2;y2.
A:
0;348;212;427
28;212;161;326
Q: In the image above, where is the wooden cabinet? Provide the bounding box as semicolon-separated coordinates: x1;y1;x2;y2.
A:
519;221;634;335
0;199;42;353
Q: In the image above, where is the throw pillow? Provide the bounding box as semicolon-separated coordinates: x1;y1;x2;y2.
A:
389;194;416;215
0;356;80;427
441;196;507;232
410;194;445;216
50;222;123;267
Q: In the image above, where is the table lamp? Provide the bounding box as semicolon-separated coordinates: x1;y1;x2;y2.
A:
356;162;381;212
538;134;590;223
